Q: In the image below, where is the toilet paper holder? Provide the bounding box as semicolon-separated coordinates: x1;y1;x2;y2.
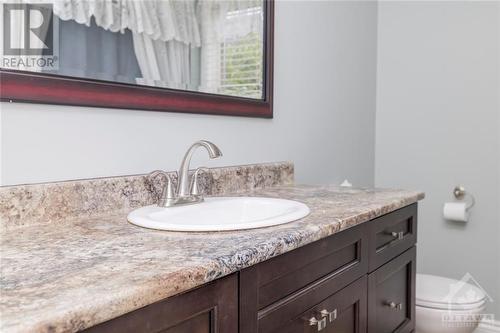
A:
453;185;475;211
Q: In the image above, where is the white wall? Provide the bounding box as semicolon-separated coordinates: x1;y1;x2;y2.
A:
376;1;500;316
0;0;377;187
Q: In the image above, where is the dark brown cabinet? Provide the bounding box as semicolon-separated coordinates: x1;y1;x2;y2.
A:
85;204;418;333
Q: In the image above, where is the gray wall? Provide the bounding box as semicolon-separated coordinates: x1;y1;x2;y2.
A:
0;0;377;187
376;1;500;316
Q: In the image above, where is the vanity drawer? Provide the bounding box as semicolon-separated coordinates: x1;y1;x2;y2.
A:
240;223;368;333
368;247;416;333
368;204;417;271
258;223;368;310
276;276;367;333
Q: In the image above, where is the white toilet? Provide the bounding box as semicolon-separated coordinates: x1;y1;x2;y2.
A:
416;274;488;333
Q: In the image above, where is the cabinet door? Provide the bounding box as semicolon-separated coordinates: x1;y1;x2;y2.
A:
368;247;416;333
83;274;238;333
279;276;367;333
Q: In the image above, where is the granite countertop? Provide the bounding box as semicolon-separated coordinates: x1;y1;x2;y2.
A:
0;185;424;333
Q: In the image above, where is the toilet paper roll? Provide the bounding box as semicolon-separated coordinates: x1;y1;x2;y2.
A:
443;202;470;222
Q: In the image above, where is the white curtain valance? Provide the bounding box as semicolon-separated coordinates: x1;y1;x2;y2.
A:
49;0;262;46
51;0;201;46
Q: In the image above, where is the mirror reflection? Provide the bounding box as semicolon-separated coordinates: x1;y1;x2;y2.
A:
3;0;265;99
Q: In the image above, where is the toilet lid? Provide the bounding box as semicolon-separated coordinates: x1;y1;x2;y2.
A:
416;274;487;310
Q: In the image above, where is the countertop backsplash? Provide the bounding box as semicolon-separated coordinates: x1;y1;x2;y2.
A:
0;162;294;229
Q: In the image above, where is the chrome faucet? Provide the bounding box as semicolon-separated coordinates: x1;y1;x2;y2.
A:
149;140;222;208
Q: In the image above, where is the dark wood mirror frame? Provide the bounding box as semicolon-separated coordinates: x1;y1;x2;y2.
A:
0;1;274;118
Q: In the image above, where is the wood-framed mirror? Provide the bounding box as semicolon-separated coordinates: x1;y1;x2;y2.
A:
0;0;274;118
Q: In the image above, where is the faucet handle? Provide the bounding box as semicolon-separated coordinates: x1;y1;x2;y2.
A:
190;167;209;197
148;170;175;207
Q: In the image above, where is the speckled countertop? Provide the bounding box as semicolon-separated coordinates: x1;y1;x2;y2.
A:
0;184;424;333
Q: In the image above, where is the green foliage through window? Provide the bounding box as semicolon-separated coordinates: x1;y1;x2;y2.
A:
220;13;263;99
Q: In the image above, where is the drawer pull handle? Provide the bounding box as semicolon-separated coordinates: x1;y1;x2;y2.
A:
387;301;403;310
391;231;404;240
320;309;338;322
307;317;327;331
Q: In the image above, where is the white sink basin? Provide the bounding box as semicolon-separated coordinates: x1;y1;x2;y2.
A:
127;197;310;231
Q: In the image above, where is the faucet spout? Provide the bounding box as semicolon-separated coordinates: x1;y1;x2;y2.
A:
177;140;222;197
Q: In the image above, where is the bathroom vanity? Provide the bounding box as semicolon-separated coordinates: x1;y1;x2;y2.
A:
84;204;417;333
0;162;424;333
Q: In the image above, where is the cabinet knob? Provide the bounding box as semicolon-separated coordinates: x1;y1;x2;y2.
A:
391;231;404;240
319;308;338;322
387;301;403;310
306;316;327;331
